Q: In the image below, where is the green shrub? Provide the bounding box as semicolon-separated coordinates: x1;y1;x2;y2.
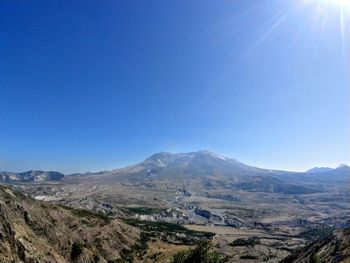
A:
122;206;166;215
62;205;110;222
93;254;100;263
240;255;258;260
172;240;227;263
229;237;260;247
310;252;324;263
70;242;83;262
297;228;332;241
123;219;215;240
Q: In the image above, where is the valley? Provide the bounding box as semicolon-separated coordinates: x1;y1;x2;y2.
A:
2;151;349;262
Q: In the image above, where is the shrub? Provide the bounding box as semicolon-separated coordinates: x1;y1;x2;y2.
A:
229;237;260;247
297;228;332;241
122;206;166;215
123;219;215;240
172;240;227;263
310;252;323;263
93;254;100;263
240;255;258;260
70;242;83;262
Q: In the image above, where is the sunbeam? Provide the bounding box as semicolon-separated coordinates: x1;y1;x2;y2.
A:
299;0;350;59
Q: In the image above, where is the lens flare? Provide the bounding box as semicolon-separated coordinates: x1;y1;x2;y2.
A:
300;0;350;59
320;0;350;9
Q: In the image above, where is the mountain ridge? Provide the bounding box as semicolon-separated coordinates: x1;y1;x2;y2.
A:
1;151;349;183
0;170;64;182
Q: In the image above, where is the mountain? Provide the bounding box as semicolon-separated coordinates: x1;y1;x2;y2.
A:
306;167;333;173
306;164;350;174
102;150;269;182
112;151;348;182
0;170;64;182
84;150;325;194
0;183;138;263
3;151;349;194
301;165;350;183
330;165;350;177
132;150;262;174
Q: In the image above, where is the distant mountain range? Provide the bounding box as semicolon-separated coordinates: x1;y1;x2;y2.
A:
1;151;349;191
0;170;64;182
306;164;348;174
306;167;334;173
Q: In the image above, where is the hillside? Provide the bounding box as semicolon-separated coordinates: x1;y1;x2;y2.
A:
0;183;139;263
281;227;350;263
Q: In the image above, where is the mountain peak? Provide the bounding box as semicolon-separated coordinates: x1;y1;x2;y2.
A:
337;163;349;169
195;150;228;161
306;167;333;173
146;151;174;160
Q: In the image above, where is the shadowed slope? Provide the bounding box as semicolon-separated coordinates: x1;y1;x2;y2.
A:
0;183;138;263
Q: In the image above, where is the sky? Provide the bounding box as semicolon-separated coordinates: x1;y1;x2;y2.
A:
0;0;349;173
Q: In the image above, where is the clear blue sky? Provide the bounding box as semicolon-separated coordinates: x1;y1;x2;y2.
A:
0;0;349;173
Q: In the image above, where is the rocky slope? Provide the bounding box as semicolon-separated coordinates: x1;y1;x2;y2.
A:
281;226;350;263
0;183;139;263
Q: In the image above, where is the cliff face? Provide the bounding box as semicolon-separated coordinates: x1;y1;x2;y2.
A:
281;227;350;263
0;184;139;263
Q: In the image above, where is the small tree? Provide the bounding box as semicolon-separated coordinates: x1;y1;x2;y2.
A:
70;242;83;262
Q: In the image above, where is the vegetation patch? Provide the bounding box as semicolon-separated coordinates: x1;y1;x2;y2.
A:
13;190;27;200
310;252;324;263
108;232;149;262
172;240;227;263
239;255;258;260
123;219;215;245
121;206;167;215
124;219;214;238
229;237;261;247
70;242;83;262
62;206;110;223
297;227;333;241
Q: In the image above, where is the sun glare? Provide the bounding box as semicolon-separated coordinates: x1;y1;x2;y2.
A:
312;0;350;12
322;0;350;8
296;0;350;41
303;0;350;12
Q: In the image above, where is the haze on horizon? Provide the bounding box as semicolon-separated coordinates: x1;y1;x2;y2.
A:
0;0;349;174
